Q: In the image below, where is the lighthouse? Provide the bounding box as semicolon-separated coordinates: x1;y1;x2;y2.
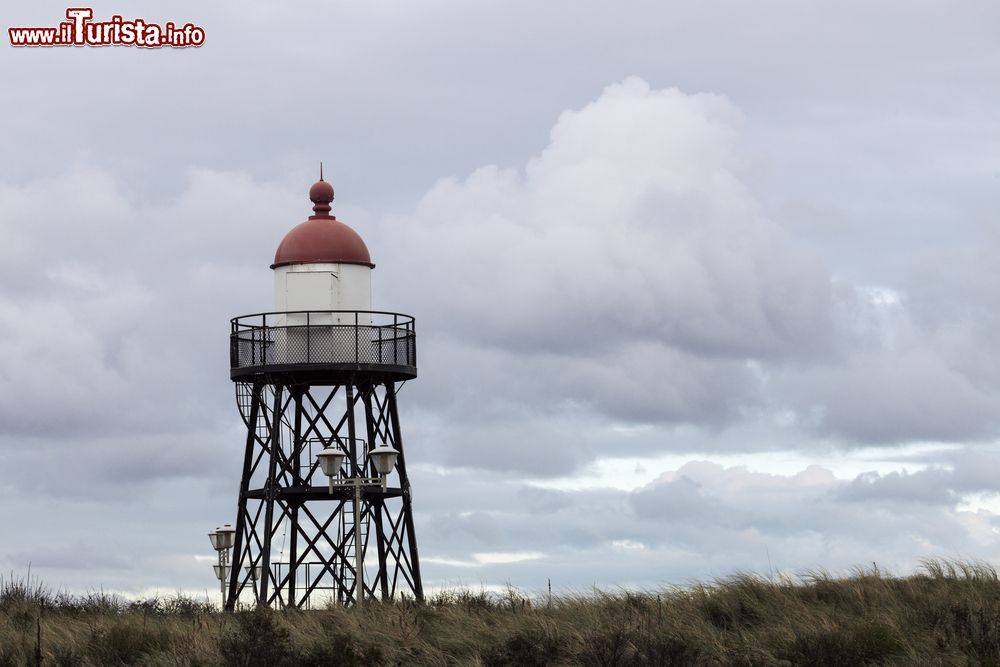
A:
222;172;422;608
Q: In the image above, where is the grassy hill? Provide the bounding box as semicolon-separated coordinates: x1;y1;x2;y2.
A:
2;560;999;666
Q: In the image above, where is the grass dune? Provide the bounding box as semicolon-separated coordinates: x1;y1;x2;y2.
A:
1;560;998;665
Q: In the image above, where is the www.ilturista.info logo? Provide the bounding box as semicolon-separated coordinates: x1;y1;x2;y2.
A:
8;8;205;48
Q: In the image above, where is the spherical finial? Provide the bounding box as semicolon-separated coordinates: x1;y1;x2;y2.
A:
309;164;334;218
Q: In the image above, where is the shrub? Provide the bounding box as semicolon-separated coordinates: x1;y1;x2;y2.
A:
781;620;906;666
85;622;175;665
218;608;293;667
297;632;385;667
481;626;568;667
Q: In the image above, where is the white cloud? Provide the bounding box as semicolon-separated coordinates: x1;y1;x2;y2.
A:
373;78;845;462
411;454;1000;591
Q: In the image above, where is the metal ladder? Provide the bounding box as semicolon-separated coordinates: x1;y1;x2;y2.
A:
339;493;369;604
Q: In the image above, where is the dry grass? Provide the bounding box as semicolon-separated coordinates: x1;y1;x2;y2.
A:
2;559;999;665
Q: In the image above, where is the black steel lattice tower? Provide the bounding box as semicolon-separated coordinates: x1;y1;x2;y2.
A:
224;176;422;609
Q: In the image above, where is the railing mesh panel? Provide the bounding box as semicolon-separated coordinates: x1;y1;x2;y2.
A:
230;312;416;372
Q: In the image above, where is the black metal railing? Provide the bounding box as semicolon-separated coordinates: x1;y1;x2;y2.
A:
230;311;416;374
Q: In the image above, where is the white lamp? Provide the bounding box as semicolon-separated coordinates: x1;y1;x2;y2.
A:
369;445;399;476
208;527;222;551
217;524;236;550
317;446;347;492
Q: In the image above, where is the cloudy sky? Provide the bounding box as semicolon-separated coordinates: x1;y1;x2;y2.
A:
2;0;1000;599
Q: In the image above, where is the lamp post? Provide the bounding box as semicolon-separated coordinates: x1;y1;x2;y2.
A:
209;524;236;605
316;444;399;607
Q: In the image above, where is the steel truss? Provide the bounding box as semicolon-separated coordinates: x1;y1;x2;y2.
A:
225;377;422;609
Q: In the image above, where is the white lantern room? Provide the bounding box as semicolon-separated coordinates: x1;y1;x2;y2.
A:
271;177;374;326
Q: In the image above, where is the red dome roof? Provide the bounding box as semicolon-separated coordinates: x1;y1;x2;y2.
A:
271;178;374;269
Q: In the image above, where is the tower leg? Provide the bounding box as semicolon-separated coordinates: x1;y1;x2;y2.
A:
258;385;284;606
226;381;262;611
386;382;424;600
359;381;423;600
345;381;362;606
227;379;422;608
362;384;392;600
288;389;304;608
